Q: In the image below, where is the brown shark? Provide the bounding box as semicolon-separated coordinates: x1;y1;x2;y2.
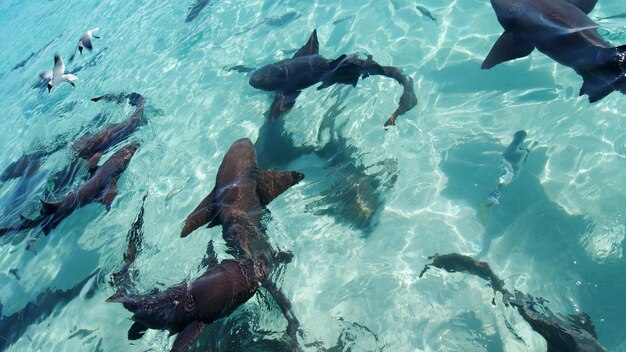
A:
1;92;143;185
109;259;263;351
39;142;139;235
421;253;608;351
108;197;265;352
181;138;304;348
72;98;145;160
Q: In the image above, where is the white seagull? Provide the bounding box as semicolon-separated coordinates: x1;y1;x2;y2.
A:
48;55;78;92
69;28;100;61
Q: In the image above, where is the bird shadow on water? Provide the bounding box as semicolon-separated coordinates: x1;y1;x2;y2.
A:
439;136;593;257
255;89;398;237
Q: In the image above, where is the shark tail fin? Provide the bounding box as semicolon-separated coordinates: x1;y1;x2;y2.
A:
579;45;626;103
257;170;305;206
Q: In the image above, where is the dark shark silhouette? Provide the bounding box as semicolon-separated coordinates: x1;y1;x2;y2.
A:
254;88;398;236
108;194;266;352
1;92;142;186
0;143;139;237
420;253;608;351
249;29;417;126
185;0;212;23
0;151;48;183
482;0;626;102
72;95;145;160
38;142;139;235
181;138;304;349
0;270;99;350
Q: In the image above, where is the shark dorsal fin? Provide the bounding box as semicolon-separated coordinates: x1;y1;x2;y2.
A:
256;170;305;206
292;29;319;58
87;152;102;176
40;198;61;215
566;0;597;14
171;321;206;351
181;188;218;237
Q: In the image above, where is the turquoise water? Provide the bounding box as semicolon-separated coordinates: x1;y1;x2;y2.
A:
0;0;626;350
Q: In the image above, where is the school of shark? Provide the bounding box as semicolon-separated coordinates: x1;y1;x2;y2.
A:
0;0;624;351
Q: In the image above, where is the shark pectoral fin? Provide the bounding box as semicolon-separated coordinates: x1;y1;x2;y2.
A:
127;321;148;340
40;198;61;215
275;250;294;264
87;152;102;175
200;240;219;271
566;0;597;14
171;321;206;352
292;29;319;58
100;179;119;211
256;170;305;206
181;189;217;237
481;31;534;69
266;91;301;121
579;71;615;103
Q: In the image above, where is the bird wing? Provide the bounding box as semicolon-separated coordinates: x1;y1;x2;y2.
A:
39;71;53;80
53;55;65;77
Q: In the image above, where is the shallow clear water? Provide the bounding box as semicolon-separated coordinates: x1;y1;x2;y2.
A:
0;0;625;351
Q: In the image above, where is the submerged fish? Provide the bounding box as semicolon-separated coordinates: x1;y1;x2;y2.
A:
416;5;438;23
479;130;531;224
185;0;212;23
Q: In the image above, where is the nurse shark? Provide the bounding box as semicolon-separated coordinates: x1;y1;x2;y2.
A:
181;138;304;349
249;29;417;126
482;0;626;102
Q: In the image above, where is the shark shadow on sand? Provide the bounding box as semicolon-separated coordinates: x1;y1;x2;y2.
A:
255;88;398;236
439;136;592;256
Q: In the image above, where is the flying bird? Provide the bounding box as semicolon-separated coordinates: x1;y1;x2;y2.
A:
69;28;100;62
48;55;78;92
